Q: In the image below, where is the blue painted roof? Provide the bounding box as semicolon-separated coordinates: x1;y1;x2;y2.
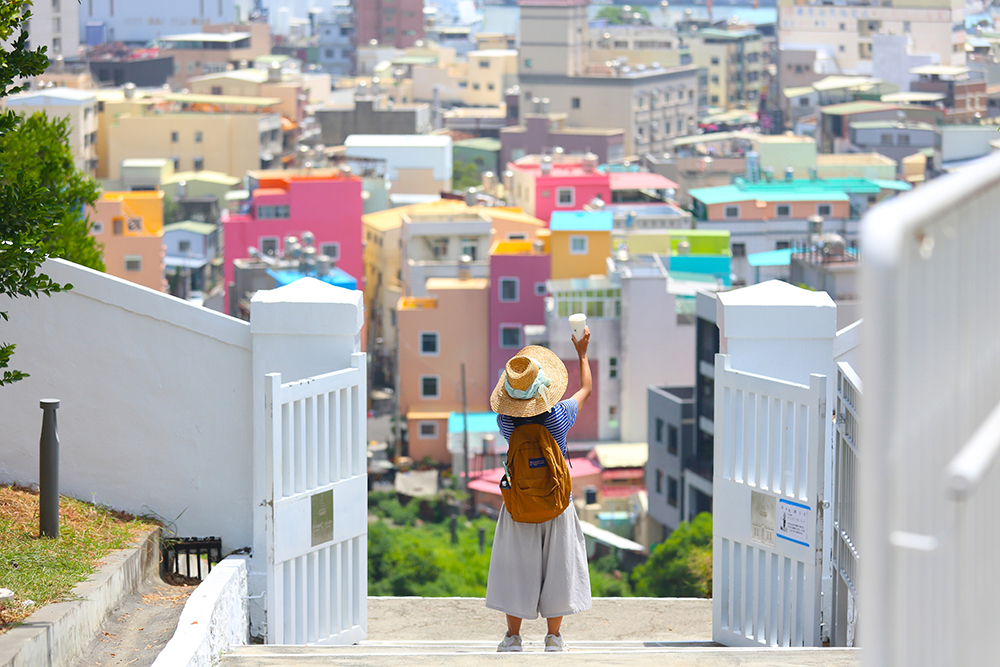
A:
267;267;357;290
550;210;614;232
449;412;500;434
747;249;794;267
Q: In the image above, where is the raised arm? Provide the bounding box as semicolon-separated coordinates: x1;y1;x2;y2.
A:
570;327;592;413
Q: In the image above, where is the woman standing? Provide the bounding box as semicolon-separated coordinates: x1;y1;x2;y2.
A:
485;328;593;652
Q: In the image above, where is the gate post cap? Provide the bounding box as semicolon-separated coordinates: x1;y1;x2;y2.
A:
40;399;60;409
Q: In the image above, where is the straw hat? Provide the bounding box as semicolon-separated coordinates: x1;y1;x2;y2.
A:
490;345;568;418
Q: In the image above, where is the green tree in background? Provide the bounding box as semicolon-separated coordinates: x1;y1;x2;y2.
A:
453;159;483;192
596;5;651;25
1;1;104;385
630;512;713;597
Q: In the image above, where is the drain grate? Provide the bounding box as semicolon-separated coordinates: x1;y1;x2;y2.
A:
161;536;222;583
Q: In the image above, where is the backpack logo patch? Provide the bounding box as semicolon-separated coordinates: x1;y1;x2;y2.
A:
528;457;547;468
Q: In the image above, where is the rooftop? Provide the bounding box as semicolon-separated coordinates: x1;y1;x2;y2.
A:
850;120;936;132
163;220;217;235
159;32;252;44
345;134;451;148
608;171;678;191
910;64;970;77
550;210;614;232
820;101;900;116
4;88;97;104
880;91;947;103
157;92;282;107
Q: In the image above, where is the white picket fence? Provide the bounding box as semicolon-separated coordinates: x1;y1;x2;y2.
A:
861;151;1000;667
713;354;827;648
264;352;368;645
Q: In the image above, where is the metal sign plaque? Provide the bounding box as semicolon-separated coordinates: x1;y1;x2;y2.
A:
311;490;334;547
750;491;776;548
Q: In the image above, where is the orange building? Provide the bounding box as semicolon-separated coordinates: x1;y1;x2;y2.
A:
397;276;490;464
89;191;166;292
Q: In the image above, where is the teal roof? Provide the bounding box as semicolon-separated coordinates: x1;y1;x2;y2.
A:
550;210;614;231
872;179;913;191
449;412;500;434
454;137;501;151
163;220;217;235
690;177;889;205
748;248;793;267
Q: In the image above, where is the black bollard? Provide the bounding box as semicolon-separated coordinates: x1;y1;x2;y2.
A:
39;399;60;539
478;526;485;554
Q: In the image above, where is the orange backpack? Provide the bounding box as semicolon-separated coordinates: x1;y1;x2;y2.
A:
500;422;572;523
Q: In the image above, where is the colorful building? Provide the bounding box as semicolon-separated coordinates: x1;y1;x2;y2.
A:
397;277;490;465
488;240;551;385
506;154;611;224
549;210;613;281
222;169;364;313
88;190;167;292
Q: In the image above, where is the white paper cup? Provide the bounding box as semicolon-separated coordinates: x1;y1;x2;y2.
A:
569;313;587;340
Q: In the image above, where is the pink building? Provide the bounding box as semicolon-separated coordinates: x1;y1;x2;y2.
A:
222;169;363;312
506;154;612;225
488;240;550;385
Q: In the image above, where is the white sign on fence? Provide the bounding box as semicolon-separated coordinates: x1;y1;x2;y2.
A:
264;352;368;645
713;354;827;648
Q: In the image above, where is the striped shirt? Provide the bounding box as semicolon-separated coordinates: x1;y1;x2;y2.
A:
497;398;579;458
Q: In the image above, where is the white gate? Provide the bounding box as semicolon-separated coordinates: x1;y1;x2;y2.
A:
713;354;826;648
264;352;368;645
831;361;861;647
861;151;1000;667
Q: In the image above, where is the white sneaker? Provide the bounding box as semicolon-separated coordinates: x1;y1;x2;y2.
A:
498;633;523;652
544;633;566;652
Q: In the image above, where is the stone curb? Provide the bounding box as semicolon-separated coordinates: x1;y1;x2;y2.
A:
0;527;160;667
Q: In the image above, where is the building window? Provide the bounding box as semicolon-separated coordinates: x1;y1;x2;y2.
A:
655;418;664;443
898;134;911;147
257;205;290;219
667;477;679;507
656;469;663;494
90;221;103;235
711;56;719;65
420;332;439;356
609;356;618;379
195;131;203;143
609;405;618;428
193;156;204;170
479;59;490;68
171;131;179;143
508;232;527;240
418;421;438;439
420;375;440;399
499;277;519;302
124;255;142;272
171;156;180;170
557;187;574;207
817;204;832;217
667;424;678;455
461;238;478;261
178;240;191;253
524;58;532;68
569;235;588;255
260;237;278;256
725;205;739;219
320;242;340;260
776;204;791;217
732;243;746;257
534;282;547;296
776;241;790;250
572;97;580;109
113;218;123;235
500;325;522;348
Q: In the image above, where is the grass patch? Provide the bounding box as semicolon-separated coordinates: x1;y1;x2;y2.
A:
0;484;158;633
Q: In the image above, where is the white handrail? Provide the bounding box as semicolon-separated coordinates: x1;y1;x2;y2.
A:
945;399;1000;501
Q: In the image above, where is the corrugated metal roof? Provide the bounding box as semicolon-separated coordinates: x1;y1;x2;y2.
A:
821;101;899;116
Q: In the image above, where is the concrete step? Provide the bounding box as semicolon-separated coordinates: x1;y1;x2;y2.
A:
221;641;861;666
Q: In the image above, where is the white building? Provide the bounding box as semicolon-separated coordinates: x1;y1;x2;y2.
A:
22;0;80;58
80;0;235;44
4;88;99;177
344;134;452;196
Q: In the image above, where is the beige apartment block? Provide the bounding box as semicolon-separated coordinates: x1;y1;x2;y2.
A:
687;29;765;110
159;23;271;90
778;0;965;73
100;90;283;180
461;49;519;107
89;191;167;292
189;69;304;122
3;88;99;177
19;0;79;57
589;25;684;69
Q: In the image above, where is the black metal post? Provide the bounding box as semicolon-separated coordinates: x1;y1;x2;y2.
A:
39;399;60;539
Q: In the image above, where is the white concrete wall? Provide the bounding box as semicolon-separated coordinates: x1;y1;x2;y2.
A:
151;555;249;667
0;259;254;553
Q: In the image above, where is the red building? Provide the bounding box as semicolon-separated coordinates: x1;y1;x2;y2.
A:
352;0;425;49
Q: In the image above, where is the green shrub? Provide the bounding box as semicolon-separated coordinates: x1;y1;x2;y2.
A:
630;512;713;598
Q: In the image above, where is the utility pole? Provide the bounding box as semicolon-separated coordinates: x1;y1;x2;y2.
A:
461;362;472;518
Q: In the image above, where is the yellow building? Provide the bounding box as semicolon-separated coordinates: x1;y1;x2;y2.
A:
98;89;284;180
549;210;613;281
687;28;765;110
89;191;166;292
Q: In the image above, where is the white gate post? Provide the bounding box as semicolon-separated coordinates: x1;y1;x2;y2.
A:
249;278;364;638
716;281;838;642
